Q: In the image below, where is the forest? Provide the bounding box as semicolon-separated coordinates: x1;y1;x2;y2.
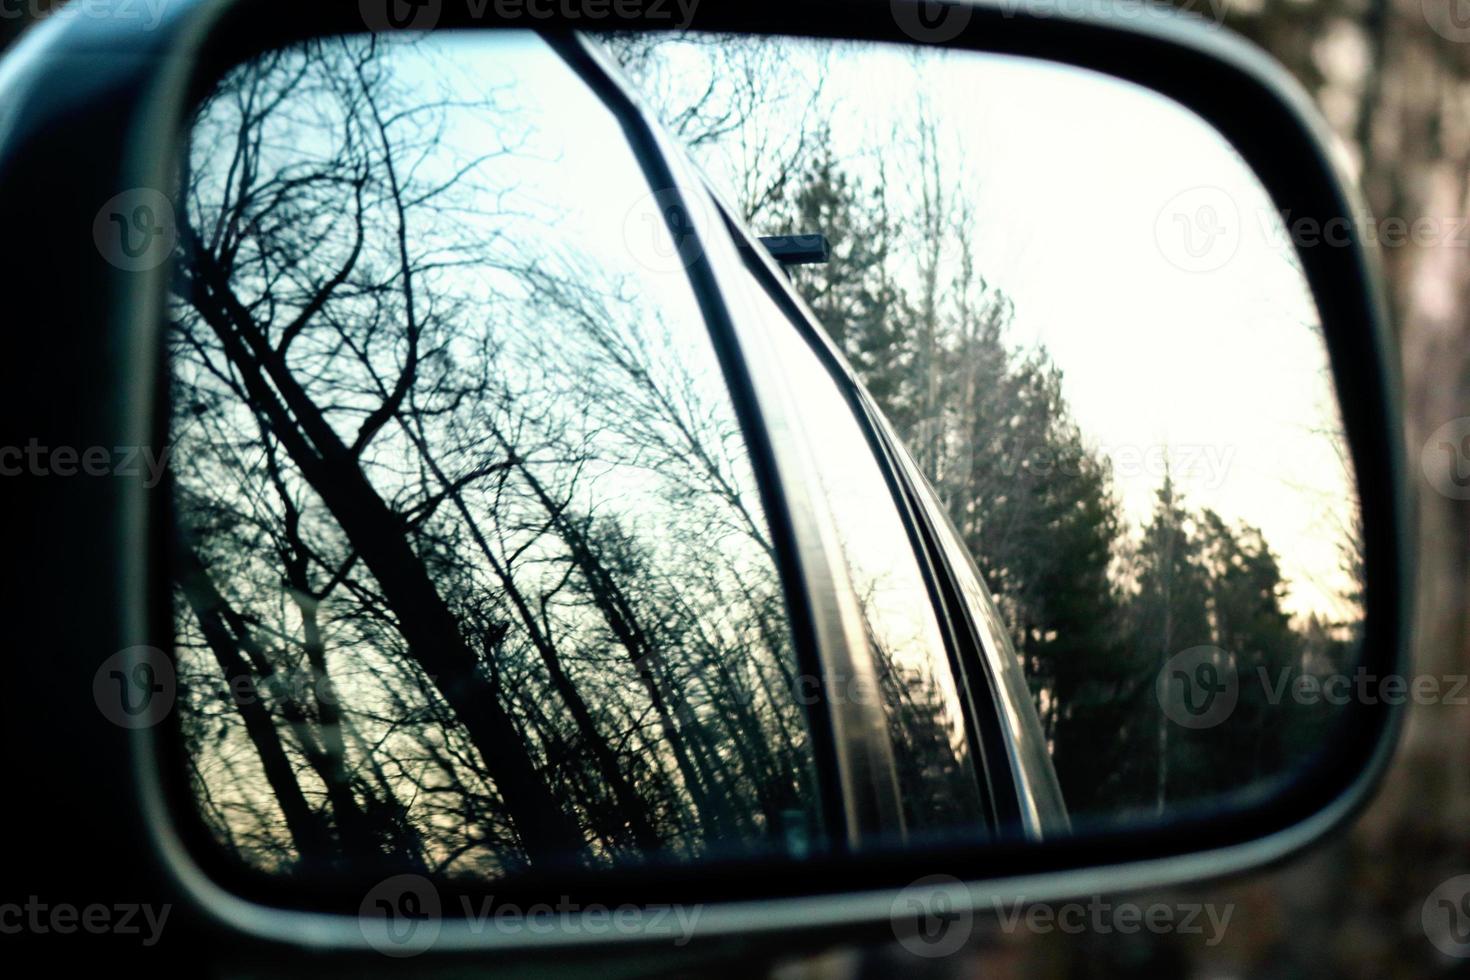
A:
606;31;1365;820
170;34;829;876
165;30;1364;883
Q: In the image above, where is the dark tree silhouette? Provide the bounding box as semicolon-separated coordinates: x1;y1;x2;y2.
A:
170;34;820;878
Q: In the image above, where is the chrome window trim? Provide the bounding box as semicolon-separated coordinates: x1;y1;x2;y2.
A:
705;188;1024;834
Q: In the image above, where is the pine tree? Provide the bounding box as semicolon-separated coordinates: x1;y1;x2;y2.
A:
1130;476;1214;812
776;142;916;424
1198;511;1301;790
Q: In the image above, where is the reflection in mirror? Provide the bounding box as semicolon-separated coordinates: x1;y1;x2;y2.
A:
607;34;1361;831
167;27;1364;888
169;32;824;878
738;265;995;840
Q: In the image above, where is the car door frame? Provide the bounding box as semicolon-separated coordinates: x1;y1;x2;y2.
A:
704;190;1040;839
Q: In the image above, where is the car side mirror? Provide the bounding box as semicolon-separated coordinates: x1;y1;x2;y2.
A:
0;0;1406;959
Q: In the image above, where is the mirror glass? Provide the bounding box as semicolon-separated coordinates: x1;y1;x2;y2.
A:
166;29;1362;885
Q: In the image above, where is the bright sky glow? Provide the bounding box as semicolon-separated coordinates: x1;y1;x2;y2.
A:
642;38;1358;622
